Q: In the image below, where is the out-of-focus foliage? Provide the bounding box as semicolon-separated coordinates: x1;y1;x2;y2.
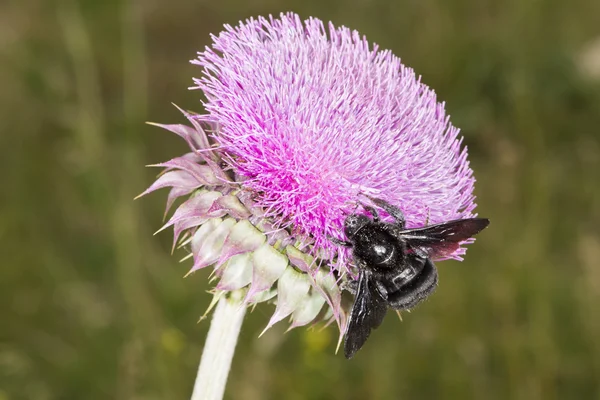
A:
1;0;599;399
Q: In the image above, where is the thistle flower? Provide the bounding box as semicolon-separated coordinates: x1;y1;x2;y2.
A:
140;12;477;354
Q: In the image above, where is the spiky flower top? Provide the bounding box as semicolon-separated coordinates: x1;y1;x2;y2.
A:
140;12;477;342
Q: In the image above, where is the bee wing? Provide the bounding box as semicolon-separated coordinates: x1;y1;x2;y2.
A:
344;270;388;359
399;218;489;259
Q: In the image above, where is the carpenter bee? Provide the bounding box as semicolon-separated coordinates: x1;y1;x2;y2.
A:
331;197;489;359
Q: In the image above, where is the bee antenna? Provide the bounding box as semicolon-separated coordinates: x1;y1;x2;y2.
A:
340;202;359;217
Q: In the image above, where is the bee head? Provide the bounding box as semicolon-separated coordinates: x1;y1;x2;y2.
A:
344;214;370;239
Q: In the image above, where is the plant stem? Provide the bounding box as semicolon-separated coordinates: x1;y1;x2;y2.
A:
191;294;246;400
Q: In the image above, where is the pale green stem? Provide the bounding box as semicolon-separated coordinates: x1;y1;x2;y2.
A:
191;294;246;400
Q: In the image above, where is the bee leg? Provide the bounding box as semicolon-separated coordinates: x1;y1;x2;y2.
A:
328;236;353;247
424;207;431;226
340;279;358;295
374;280;389;300
364;196;406;229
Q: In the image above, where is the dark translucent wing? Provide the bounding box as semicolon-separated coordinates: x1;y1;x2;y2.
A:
344;270;388;359
400;218;489;259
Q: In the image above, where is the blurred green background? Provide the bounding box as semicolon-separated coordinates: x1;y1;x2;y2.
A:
2;0;600;399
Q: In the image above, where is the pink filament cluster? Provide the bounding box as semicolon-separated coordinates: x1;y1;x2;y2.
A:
191;12;477;259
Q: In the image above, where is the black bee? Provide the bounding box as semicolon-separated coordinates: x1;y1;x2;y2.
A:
331;197;489;359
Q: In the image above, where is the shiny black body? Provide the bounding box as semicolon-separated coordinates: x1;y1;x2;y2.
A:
332;197;489;359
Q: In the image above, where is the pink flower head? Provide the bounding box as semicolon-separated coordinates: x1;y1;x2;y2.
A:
141;13;482;341
191;12;477;263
